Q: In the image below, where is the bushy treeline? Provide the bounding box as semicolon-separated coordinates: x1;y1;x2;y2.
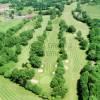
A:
0;19;30;67
76;5;100;99
78;62;100;100
8;0;67;11
29;16;46;68
50;20;68;99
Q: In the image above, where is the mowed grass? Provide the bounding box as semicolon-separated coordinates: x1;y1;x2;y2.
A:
61;2;89;100
81;4;100;19
34;18;60;95
0;17;22;32
63;33;87;100
0;76;41;100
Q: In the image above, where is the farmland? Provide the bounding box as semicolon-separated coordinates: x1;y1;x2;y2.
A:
0;0;100;100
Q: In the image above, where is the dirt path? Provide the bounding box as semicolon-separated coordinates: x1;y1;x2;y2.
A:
61;2;89;100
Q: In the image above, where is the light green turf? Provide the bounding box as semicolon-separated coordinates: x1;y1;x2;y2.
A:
0;76;41;100
0;17;22;32
81;4;100;19
34;18;60;95
61;2;89;100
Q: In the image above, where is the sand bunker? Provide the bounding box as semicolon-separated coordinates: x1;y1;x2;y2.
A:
41;64;44;68
65;60;69;63
65;66;69;70
55;64;57;68
52;72;55;75
31;79;39;84
38;69;44;73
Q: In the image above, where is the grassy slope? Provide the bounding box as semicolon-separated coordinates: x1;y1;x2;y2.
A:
62;2;89;100
34;18;59;95
0;76;41;100
81;4;100;19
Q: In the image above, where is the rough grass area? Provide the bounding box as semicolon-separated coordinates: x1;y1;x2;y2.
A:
0;76;41;100
81;4;100;19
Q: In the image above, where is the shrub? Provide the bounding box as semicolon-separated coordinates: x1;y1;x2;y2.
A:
80;39;88;50
29;55;41;68
25;81;42;95
68;25;76;33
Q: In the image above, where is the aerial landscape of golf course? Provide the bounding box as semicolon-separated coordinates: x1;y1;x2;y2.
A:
0;0;100;100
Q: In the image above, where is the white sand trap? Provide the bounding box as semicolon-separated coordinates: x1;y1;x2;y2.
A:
41;64;44;68
73;33;77;37
55;64;57;68
65;60;69;63
31;79;39;84
65;66;69;70
52;72;55;75
38;69;44;73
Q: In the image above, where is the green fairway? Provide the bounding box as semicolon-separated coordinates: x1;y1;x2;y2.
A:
81;4;100;19
0;76;41;100
34;18;59;95
61;2;89;100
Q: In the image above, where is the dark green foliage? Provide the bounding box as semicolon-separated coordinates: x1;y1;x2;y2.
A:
25;81;42;95
10;68;35;86
29;55;41;68
76;30;83;41
79;39;88;50
59;20;68;32
16;44;21;54
51;85;67;98
30;41;44;57
68;25;76;33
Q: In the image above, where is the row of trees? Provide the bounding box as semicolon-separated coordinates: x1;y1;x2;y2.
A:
0;19;30;67
50;20;68;99
77;4;100;100
76;30;88;50
29;16;45;68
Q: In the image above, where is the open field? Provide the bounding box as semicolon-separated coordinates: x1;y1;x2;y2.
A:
0;76;41;100
81;4;100;19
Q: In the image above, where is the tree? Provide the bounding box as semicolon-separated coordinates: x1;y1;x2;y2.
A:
25;81;42;95
68;25;76;33
80;39;88;50
76;30;83;41
10;68;35;86
29;55;41;68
